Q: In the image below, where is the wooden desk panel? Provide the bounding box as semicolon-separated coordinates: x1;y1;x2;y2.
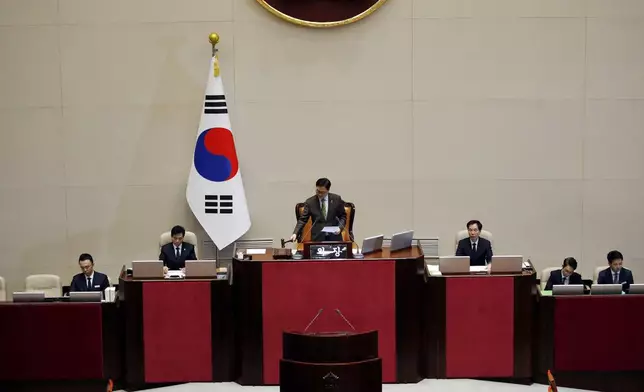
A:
535;294;644;392
233;247;424;385
423;273;536;382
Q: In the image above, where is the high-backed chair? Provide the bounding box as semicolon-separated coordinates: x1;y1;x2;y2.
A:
540;267;560;290
159;230;199;258
454;229;494;250
25;274;62;297
594;266;606;283
295;202;356;243
0;276;6;301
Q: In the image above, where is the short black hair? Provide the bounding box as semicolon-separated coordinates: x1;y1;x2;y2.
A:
466;220;483;230
562;257;578;270
171;225;186;237
78;253;94;264
607;250;623;264
315;178;331;190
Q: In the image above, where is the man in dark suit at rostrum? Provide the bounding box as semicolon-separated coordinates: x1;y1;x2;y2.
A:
455;219;493;266
159;225;197;272
290;178;347;243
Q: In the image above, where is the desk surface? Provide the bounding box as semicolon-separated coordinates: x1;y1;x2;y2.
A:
120;276;228;283
237;246;423;262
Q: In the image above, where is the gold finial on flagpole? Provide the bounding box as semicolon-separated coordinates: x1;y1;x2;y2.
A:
209;33;220;55
209;33;220;77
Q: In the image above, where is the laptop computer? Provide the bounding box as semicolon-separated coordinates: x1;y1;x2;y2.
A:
628;283;644;294
490;255;523;274
132;260;164;279
591;284;622;295
439;256;470;274
361;235;384;254
70;291;102;302
185;260;217;278
553;284;584;296
390;230;414;252
12;292;45;303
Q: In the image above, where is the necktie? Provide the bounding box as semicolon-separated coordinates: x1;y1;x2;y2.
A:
87;277;92;291
472;243;476;253
175;247;181;259
613;272;618;284
321;199;327;219
563;275;568;285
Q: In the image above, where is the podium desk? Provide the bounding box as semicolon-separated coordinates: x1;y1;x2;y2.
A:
233;246;425;385
535;294;644;392
120;276;234;389
423;271;536;382
0;302;121;392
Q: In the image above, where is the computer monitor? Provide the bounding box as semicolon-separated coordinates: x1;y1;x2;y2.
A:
628;284;644;295
553;284;584;296
439;256;470;274
390;230;414;252
132;260;164;279
12;292;45;303
185;260;217;278
361;235;384;254
490;255;523;274
70;291;102;302
591;284;622;295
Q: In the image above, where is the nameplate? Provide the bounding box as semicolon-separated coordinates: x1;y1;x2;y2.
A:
309;244;349;260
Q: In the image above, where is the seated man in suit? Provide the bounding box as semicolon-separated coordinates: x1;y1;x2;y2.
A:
290;178;347;243
545;257;583;290
70;253;110;293
159;225;197;272
455;220;493;266
597;250;634;292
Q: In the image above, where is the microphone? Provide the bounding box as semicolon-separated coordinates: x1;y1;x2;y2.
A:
303;308;324;333
300;214;319;243
336;217;363;259
292;209;319;260
286;204;316;247
335;308;356;331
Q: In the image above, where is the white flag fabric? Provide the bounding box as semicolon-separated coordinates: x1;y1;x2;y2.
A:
186;56;250;250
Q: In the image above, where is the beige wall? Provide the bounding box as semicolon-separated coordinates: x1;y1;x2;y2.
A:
1;0;644;295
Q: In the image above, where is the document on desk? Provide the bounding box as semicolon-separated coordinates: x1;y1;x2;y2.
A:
246;249;266;255
425;264;442;276
321;226;340;233
165;270;185;279
469;266;488;273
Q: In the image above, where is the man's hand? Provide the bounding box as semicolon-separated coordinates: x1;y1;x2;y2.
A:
163;266;169;274
290;234;297;242
334;228;341;235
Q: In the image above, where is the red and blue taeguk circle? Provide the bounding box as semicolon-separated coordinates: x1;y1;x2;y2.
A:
194;127;239;182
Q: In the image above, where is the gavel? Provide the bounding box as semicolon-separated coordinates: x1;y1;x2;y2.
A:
280;238;295;248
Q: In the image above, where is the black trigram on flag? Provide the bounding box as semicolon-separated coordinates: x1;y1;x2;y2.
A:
205;195;233;214
204;95;227;114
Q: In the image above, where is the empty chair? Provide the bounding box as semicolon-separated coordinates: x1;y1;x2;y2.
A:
0;276;6;301
25;274;62;297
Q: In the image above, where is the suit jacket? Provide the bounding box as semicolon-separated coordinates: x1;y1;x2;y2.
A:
293;193;347;242
159;242;197;270
455;237;493;266
70;271;110;293
597;267;634;291
545;270;583;291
